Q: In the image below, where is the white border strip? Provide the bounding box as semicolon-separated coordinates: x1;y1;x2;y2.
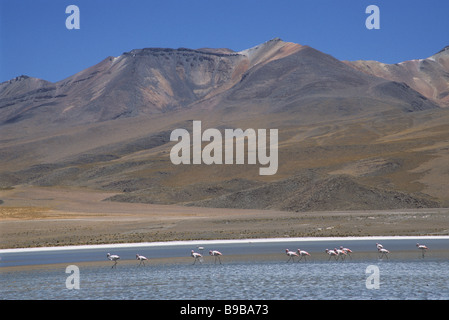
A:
1;236;448;253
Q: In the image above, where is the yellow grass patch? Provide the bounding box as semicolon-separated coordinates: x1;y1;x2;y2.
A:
0;206;52;220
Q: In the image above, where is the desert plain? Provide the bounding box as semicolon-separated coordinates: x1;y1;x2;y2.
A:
1;185;448;249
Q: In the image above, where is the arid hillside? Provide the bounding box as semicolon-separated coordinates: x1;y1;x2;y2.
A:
1;39;449;211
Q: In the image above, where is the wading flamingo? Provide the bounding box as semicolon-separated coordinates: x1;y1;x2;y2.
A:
335;247;347;261
285;249;299;263
191;250;203;265
325;249;338;261
209;250;223;264
416;243;428;258
296;249;311;262
136;254;148;266
340;246;353;259
378;247;390;260
107;253;120;268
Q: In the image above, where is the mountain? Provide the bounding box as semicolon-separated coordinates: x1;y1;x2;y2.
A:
0;39;301;126
0;38;441;127
1;39;449;211
1;49;245;125
0;75;55;124
345;46;449;107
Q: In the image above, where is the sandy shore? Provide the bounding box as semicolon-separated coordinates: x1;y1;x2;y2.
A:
1;185;449;249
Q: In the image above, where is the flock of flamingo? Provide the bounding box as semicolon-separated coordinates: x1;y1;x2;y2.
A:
106;242;429;268
106;248;223;268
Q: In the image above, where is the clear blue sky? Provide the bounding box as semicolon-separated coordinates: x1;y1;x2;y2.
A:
1;0;448;83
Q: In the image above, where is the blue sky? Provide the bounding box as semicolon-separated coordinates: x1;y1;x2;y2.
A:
1;0;448;83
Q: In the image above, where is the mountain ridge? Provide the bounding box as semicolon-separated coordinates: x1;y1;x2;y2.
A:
1;39;449;212
345;45;449;107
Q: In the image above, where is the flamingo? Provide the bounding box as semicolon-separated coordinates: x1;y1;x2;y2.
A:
191;250;203;265
416;243;428;258
285;249;299;263
209;250;223;264
340;246;353;259
136;254;148;266
325;249;338;261
378;247;390;260
296;249;311;262
335;247;347;261
107;253;120;268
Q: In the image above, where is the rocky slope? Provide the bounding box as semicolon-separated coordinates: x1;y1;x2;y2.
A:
1;39;448;211
346;46;449;107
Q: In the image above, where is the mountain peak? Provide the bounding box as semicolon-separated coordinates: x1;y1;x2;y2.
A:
268;37;283;42
0;74;53;95
13;75;30;81
435;45;449;55
238;38;303;67
1;75;30;85
426;45;449;61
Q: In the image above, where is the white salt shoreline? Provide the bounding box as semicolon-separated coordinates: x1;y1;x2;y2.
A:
1;235;448;254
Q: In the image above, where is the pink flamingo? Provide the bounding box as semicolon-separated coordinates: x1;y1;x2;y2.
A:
335;247;347;261
209;250;223;264
378;247;390;260
285;249;299;262
136;254;148;266
340;246;353;259
325;249;338;261
296;249;311;262
416;243;428;258
191;250;203;265
107;253;120;268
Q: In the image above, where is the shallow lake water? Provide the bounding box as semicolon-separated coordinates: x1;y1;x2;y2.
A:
1;258;448;300
1;237;448;300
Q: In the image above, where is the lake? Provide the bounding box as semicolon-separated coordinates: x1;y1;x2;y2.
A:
1;236;448;300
